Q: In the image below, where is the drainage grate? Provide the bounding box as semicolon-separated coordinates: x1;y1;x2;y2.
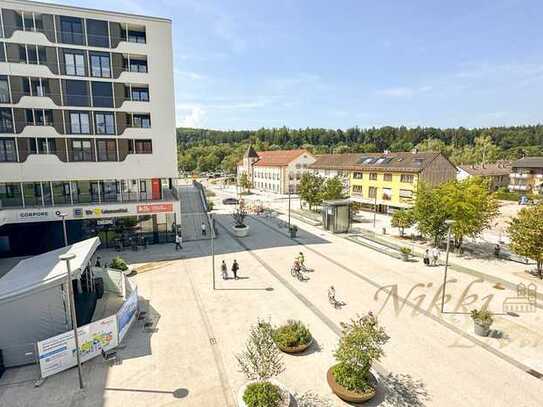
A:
209;337;217;345
527;369;543;379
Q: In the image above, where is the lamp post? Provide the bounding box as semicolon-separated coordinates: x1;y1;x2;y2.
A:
373;193;377;228
57;212;68;247
288;187;292;232
59;253;84;389
210;213;215;290
440;219;456;313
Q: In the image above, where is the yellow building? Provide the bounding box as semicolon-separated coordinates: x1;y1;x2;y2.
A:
348;151;457;213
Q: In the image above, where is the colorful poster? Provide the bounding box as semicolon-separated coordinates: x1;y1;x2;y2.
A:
117;287;138;342
79;315;118;363
37;331;77;378
136;203;173;214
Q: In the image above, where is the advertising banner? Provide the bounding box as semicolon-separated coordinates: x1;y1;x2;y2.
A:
136;203;173;214
78;315;118;363
117;286;138;342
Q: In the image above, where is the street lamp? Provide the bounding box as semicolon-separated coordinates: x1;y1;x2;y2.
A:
57;212;68;247
288;187;292;232
210;213;215;290
59;253;84;389
440;219;456;313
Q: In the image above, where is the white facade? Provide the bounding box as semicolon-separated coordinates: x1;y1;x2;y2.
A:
284;153;316;193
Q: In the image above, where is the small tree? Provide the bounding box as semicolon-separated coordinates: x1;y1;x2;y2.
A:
236;320;284;381
299;173;323;210
508;204;543;278
319;176;345;201
391;209;415;237
413;183;449;246
332;312;389;392
239;172;252;193
232;206;248;228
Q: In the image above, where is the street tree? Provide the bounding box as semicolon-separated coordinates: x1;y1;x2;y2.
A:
299;173;323;210
391;209;416;237
319;176;345;201
413;183;449;246
508;204;543;278
238;172;252;193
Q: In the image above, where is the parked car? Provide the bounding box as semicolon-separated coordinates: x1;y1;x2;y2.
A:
222;198;239;205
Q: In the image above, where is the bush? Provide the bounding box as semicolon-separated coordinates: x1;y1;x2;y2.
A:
273;320;312;348
400;247;412;255
110;256;128;271
243;381;282;407
470;309;493;328
332;312;388;393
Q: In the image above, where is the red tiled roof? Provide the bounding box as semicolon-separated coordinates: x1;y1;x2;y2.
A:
253;149;310;167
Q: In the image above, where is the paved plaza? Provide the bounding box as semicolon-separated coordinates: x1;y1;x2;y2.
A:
1;202;542;406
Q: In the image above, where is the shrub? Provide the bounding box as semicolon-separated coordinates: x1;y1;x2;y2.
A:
332;312;389;393
273;320;312;348
110;256;128;271
400;247;412;255
243;381;282;407
470;309;493;328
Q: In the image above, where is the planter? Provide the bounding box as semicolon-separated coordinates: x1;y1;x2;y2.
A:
237;379;291;407
401;253;409;262
327;365;376;404
474;321;491;337
275;337;313;354
233;224;250;237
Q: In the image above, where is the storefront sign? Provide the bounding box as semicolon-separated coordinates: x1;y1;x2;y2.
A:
84;207;129;217
136;203;173;214
17;210;50;220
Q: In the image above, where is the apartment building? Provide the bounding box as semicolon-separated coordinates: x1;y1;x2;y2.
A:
457;161;511;191
308;153;362;192
237;147;316;194
0;0;179;256
348;151;456;213
508;157;543;195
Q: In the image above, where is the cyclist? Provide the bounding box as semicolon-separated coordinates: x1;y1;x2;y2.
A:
293;259;301;272
297;252;305;268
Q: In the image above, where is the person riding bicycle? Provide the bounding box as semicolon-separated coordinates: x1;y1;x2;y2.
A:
297;252;305;267
293;259;301;272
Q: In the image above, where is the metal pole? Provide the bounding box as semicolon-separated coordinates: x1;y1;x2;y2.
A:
373;193;377;228
59;213;68;246
288;189;291;231
211;214;215;290
440;223;453;313
59;254;84;389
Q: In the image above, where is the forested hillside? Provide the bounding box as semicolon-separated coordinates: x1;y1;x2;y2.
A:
176;125;543;173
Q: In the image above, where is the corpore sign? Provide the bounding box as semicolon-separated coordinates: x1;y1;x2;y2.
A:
17;210;53;222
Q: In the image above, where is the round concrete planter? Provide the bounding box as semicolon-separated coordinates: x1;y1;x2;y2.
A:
275;337;313;354
237;379;291;407
401;253;410;262
327;365;376;404
474;321;491;337
233;224;249;237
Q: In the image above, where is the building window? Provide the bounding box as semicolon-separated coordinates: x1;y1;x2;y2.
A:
383;188;392;200
65;80;89;106
27;45;38;64
0;43;5;62
369;173;378;181
96;139;116;161
353;172;363;179
135;139;152;154
71;139;93;161
64;51;86;76
399;189;413;199
130;87;149;101
0;138;17;162
400;174;414;183
60;16;85;45
0;77;10;103
131;114;151;128
368;186;377;198
128;58;147;73
383;173;392;182
90;52;111;78
0;108;13;133
95;112;115;134
127;29;146;44
352;185;363;195
91;82;113;107
70;112;90;134
86;19;109;47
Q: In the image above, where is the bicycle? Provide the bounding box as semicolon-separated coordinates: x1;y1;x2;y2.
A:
290;266;305;281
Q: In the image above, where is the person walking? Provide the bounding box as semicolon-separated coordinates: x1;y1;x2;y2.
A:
175;234;182;250
423;249;430;266
221;260;228;280
201;221;207;236
431;247;440;266
494;244;501;258
232;259;239;280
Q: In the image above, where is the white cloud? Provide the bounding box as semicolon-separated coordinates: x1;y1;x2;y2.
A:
175;69;207;80
376;85;432;98
177;105;206;128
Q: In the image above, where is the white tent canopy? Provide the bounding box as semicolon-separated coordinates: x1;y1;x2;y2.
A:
0;237;100;303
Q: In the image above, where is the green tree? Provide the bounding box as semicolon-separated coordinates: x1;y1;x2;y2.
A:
319;176;344;201
239;172;252;192
298;173;323;210
508;204;543;278
391;209;415;237
413;183;449;246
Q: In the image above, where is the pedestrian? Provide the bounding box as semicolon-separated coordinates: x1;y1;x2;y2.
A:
175;234;182;250
221;260;228;279
232;259;239;280
201;221;207;236
431;247;440;266
494;244;501;258
423;249;430;266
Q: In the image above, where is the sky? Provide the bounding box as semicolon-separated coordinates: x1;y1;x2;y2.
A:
47;0;543;130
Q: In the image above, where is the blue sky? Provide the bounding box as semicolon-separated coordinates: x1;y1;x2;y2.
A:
52;0;543;130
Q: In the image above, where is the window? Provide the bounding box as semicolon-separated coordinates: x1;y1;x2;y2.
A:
0;138;16;162
71;139;93;161
127;29;146;44
368;186;377;198
91;82;113;107
95;112;115;134
96;139;116;161
37;138;48;154
64;51;85;76
131;87;149;101
0;77;10;103
37;46;47;65
70;112;90;134
23;12;35;31
383;173;392;182
128;58;147;73
90;52;111;78
60;16;85;45
0;43;5;62
86;19;109;47
135;139;152;154
65;80;89;106
353;172;363;179
27;45;38;64
399;189;413;198
25;109;34;125
382;188;392;200
31;78;48;97
352;185;363;195
369;173;378;180
0;108;13;133
132;114;151;128
400;174;414;183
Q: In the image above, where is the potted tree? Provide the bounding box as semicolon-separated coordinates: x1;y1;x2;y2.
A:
272;320;313;354
470;308;493;337
236;321;291;407
232;206;250;237
327;312;388;403
400;247;412;262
